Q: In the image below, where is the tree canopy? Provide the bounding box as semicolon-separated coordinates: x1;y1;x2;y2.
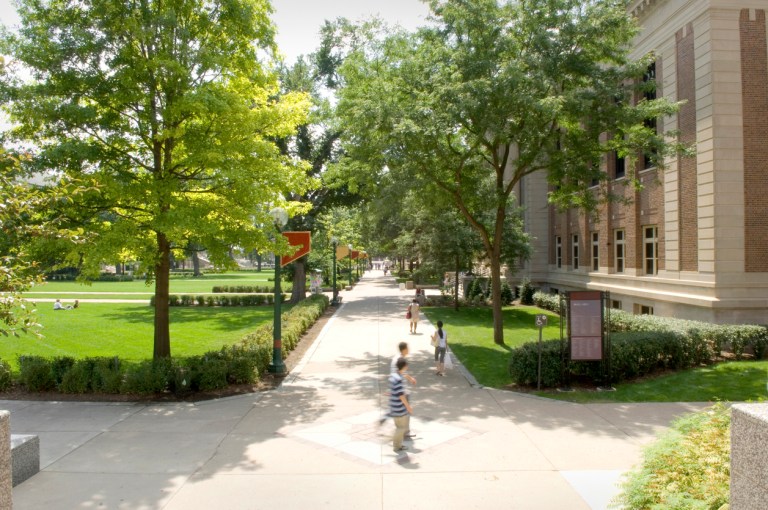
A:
333;0;684;344
0;0;313;357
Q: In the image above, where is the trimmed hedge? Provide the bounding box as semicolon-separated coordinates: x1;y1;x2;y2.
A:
509;299;768;388
212;285;293;293
151;294;288;307
4;294;330;396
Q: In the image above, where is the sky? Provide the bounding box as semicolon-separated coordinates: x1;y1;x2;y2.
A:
0;0;432;63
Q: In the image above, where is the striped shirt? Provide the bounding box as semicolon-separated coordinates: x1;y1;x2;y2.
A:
388;372;408;416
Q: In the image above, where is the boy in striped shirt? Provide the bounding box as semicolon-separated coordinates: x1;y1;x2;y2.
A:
389;357;413;453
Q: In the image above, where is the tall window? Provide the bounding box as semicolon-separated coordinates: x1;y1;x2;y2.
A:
614;229;625;273
591;232;599;271
615;152;626;179
642;62;658;170
572;235;580;269
644;226;658;275
555;236;562;268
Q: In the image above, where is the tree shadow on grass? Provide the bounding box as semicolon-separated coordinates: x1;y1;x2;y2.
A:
100;304;281;332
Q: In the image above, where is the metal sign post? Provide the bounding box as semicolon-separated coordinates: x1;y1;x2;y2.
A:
535;314;548;390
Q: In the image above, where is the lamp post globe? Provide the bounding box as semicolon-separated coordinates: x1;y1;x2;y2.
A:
268;207;288;377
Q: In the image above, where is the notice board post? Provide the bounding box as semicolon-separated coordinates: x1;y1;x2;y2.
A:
563;291;613;391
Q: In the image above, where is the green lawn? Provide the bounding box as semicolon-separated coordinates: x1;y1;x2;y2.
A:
1;303;278;369
540;360;768;403
424;305;768;403
25;270;278;297
424;305;561;388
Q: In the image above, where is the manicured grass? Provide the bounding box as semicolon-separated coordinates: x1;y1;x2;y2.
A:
424;305;561;388
424;305;768;402
539;360;768;403
25;270;278;296
0;303;279;369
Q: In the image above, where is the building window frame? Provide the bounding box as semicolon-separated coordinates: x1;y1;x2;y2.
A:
572;234;580;270
555;236;562;268
641;62;658;170
611;300;622;310
639;305;654;315
614;229;625;273
591;232;599;271
643;225;658;276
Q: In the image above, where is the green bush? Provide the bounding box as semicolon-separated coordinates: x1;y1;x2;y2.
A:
467;278;485;300
122;359;171;395
198;358;228;391
91;357;124;393
0;360;12;391
519;278;535;305
59;360;92;393
533;291;561;314
162;293;288;307
51;356;76;385
614;403;730;509
500;282;514;306
507;339;563;387
18;355;56;391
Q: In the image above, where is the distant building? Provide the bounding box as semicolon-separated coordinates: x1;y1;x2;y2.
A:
517;0;768;324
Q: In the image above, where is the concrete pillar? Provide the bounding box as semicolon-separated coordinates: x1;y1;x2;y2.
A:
0;410;12;509
731;403;768;509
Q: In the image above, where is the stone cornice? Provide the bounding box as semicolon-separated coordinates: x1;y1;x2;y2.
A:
629;0;663;19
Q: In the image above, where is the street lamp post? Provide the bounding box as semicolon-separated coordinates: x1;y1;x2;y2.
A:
269;207;288;377
348;244;353;288
331;237;339;306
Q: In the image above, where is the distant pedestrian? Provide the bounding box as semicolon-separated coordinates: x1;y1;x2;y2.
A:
53;299;64;311
433;320;448;376
389;357;413;453
407;299;420;334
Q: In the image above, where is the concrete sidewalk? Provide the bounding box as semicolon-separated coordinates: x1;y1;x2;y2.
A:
5;271;707;509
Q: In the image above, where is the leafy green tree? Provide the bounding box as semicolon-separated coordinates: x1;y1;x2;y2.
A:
276;50;361;303
0;0;312;357
335;0;683;344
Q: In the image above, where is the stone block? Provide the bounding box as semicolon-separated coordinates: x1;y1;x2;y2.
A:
731;403;768;510
11;434;40;487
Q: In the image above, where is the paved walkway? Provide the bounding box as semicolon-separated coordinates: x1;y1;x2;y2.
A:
5;271;707;509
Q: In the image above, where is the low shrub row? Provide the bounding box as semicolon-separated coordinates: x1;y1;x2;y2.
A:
212;285;293;294
532;291;562;313
237;294;329;376
150;294;289;307
2;294;329;396
509;298;768;387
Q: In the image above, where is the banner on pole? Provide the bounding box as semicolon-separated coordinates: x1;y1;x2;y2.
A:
281;231;311;267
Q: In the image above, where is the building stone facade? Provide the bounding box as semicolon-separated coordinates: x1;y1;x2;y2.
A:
518;0;768;325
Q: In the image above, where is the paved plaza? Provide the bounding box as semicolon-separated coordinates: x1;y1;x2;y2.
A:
4;271;707;509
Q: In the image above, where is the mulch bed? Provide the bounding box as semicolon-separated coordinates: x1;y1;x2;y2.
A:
0;304;339;403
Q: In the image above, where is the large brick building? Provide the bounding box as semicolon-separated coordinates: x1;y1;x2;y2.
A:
518;0;768;324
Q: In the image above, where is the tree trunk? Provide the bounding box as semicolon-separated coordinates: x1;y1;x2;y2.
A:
191;251;201;276
454;253;460;311
290;256;307;304
489;249;505;345
153;232;172;359
256;253;262;272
